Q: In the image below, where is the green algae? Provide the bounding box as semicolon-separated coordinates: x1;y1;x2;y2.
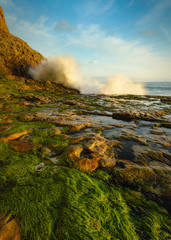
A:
138;151;170;165
0;121;56;137
1;74;171;240
0;152;170;240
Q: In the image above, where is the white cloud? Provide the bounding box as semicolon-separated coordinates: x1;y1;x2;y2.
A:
3;2;171;82
6;13;52;39
68;24;171;81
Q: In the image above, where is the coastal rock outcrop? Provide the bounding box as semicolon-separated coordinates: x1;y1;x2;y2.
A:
0;6;44;77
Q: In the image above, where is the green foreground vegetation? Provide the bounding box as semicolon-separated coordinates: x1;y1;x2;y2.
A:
0;74;171;239
0;140;170;240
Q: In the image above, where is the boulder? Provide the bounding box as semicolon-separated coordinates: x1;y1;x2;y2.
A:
65;145;83;161
77;153;101;172
0;214;21;240
84;134;116;168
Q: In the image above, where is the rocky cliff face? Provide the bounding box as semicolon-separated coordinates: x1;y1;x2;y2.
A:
0;6;9;33
0;6;45;78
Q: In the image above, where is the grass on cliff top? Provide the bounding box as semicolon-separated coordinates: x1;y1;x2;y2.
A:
0;140;170;240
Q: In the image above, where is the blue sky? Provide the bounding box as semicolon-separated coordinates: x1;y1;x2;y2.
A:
1;0;171;81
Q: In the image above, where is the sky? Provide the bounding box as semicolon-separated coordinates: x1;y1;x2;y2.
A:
1;0;171;82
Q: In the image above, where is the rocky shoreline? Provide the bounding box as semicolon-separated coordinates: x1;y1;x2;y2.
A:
0;73;171;239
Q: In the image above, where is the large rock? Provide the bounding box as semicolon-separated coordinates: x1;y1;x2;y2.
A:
77;153;101;172
62;133;116;171
84;134;116;168
0;214;21;240
113;160;155;190
65;145;83;161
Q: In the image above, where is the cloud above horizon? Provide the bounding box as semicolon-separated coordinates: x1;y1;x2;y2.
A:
1;0;171;81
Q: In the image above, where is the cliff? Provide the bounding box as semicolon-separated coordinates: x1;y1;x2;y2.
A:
0;6;45;77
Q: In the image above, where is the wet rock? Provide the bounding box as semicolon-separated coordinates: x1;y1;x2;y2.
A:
70;135;85;144
80;133;117;168
0;214;21;240
66;99;88;108
160;97;171;104
113;161;155;190
112;111;140;121
69;123;91;133
77;153;101;172
11;140;38;152
150;128;165;135
65;145;83;161
84;137;107;155
100;157;116;168
50;127;62;135
149;161;171;198
0;130;30;142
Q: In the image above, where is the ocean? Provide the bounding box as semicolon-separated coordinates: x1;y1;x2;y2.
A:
144;82;171;96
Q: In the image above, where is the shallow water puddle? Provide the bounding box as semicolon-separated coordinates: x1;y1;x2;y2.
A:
103;128;122;138
91;115;133;126
117;140;141;161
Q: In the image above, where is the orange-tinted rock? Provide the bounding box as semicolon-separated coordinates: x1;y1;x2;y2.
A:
70;136;85;144
77;153;101;172
50;127;62;135
1;120;12;124
19;102;30;106
0;108;13;113
10;140;38;152
0;131;30;142
70;123;91;133
0;214;21;240
100;157;116;168
66;145;83;161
